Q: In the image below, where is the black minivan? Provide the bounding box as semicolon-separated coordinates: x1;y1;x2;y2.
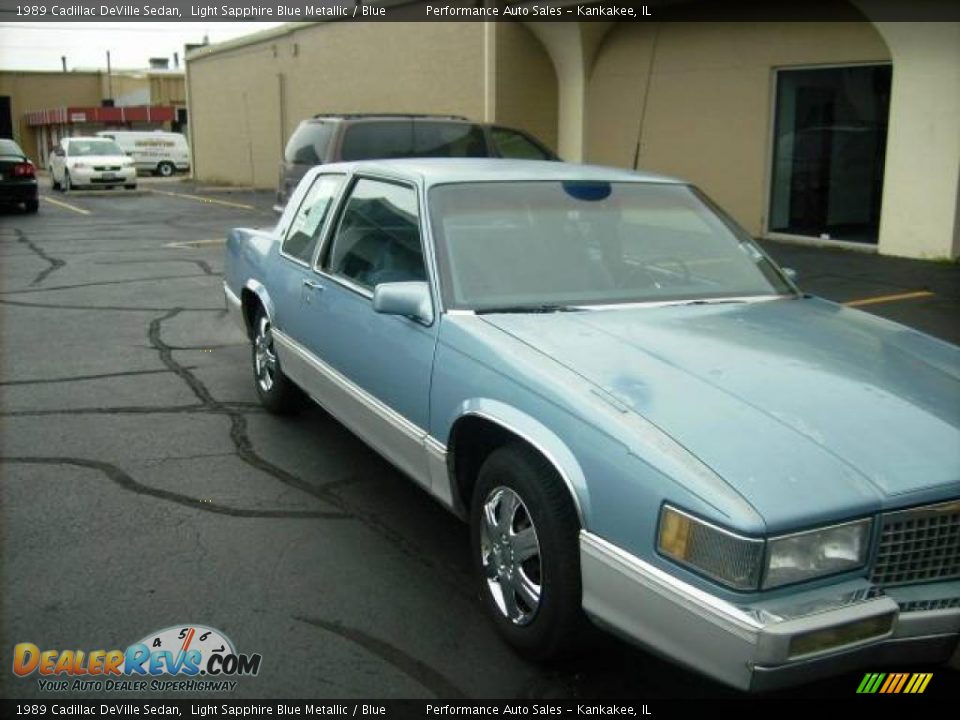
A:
275;114;558;212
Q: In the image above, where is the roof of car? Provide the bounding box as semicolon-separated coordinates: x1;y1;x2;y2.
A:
318;158;683;186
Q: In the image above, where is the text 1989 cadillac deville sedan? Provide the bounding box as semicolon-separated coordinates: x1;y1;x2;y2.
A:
224;159;959;691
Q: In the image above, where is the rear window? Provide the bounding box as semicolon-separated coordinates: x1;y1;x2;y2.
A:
414;122;487;157
340;121;414;161
0;139;23;156
284;122;335;165
490;127;553;160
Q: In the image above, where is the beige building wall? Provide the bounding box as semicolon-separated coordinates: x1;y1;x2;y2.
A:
493;22;558;153
150;75;187;107
187;22;486;188
586;22;890;237
0;71;102;160
1;70;185;163
871;22;960;259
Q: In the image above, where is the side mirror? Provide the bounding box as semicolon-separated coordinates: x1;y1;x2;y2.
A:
372;281;433;325
782;267;799;283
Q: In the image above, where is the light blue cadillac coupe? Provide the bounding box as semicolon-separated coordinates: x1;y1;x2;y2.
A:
224;159;959;691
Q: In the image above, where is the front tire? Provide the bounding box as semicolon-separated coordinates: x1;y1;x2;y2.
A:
251;307;303;414
62;171;72;192
471;443;585;660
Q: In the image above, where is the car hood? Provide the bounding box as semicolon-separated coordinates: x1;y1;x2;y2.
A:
480;297;960;530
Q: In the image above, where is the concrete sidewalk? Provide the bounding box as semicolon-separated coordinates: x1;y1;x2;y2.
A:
759;239;960;345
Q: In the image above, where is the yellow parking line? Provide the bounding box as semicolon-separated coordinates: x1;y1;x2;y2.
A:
147;188;255;210
42;195;91;215
844;290;935;308
164;239;225;249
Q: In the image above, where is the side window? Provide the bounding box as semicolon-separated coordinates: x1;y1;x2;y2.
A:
340;122;414;161
325;179;425;291
281;175;344;264
490;127;553;160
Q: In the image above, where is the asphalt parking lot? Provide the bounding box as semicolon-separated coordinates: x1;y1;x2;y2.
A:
1;181;957;701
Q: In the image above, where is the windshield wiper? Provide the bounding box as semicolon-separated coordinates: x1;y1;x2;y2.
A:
475;304;582;315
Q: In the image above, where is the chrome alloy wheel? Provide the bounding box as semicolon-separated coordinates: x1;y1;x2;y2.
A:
480;486;542;626
253;314;278;393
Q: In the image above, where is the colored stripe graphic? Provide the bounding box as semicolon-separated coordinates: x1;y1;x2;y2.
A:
857;672;932;694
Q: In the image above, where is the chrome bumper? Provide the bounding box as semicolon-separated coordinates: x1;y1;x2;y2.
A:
580;531;960;691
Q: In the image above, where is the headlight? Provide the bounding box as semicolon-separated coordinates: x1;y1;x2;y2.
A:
658;505;764;590
658;506;872;592
764;518;871;589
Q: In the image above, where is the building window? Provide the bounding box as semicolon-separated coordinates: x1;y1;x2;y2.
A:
769;65;891;244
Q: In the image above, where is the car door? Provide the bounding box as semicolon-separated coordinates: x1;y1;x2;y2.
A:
278;174;438;487
268;173;345;342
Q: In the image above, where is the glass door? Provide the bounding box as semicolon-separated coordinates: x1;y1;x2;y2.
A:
769;65;891;244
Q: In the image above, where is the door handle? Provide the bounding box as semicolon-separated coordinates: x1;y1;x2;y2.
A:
302;279;324;291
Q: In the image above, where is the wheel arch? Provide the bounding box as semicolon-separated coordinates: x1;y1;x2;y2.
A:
446;404;589;528
239;280;275;340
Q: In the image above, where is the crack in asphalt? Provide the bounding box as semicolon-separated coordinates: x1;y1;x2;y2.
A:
0;297;221;312
15;229;66;286
294;615;467;699
0;367;196;387
0;456;350;520
0;401;265;418
149;307;474;595
0;404;204;417
0;273;212;295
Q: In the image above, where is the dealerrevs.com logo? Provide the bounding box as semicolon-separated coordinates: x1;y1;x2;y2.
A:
12;624;262;692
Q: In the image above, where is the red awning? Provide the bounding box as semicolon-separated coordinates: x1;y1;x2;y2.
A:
25;105;176;127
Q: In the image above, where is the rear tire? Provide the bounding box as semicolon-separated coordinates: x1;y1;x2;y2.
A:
51;173;60;191
125;184;137;190
24;199;39;214
156;161;175;177
471;443;585;660
251;307;303;415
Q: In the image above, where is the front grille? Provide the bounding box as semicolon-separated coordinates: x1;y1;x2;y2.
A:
898;597;960;612
93;166;121;171
871;500;960;587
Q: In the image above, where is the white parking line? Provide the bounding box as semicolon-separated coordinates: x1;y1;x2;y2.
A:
42;196;91;215
147;188;256;210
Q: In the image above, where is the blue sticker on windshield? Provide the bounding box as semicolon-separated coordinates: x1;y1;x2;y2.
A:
561;181;611;202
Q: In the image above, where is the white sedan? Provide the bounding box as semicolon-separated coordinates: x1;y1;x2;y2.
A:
49;137;137;192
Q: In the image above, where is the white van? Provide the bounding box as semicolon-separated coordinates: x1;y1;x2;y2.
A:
96;130;190;177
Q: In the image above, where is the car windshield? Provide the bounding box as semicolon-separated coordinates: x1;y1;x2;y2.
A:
429;181;793;311
67;140;124;157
